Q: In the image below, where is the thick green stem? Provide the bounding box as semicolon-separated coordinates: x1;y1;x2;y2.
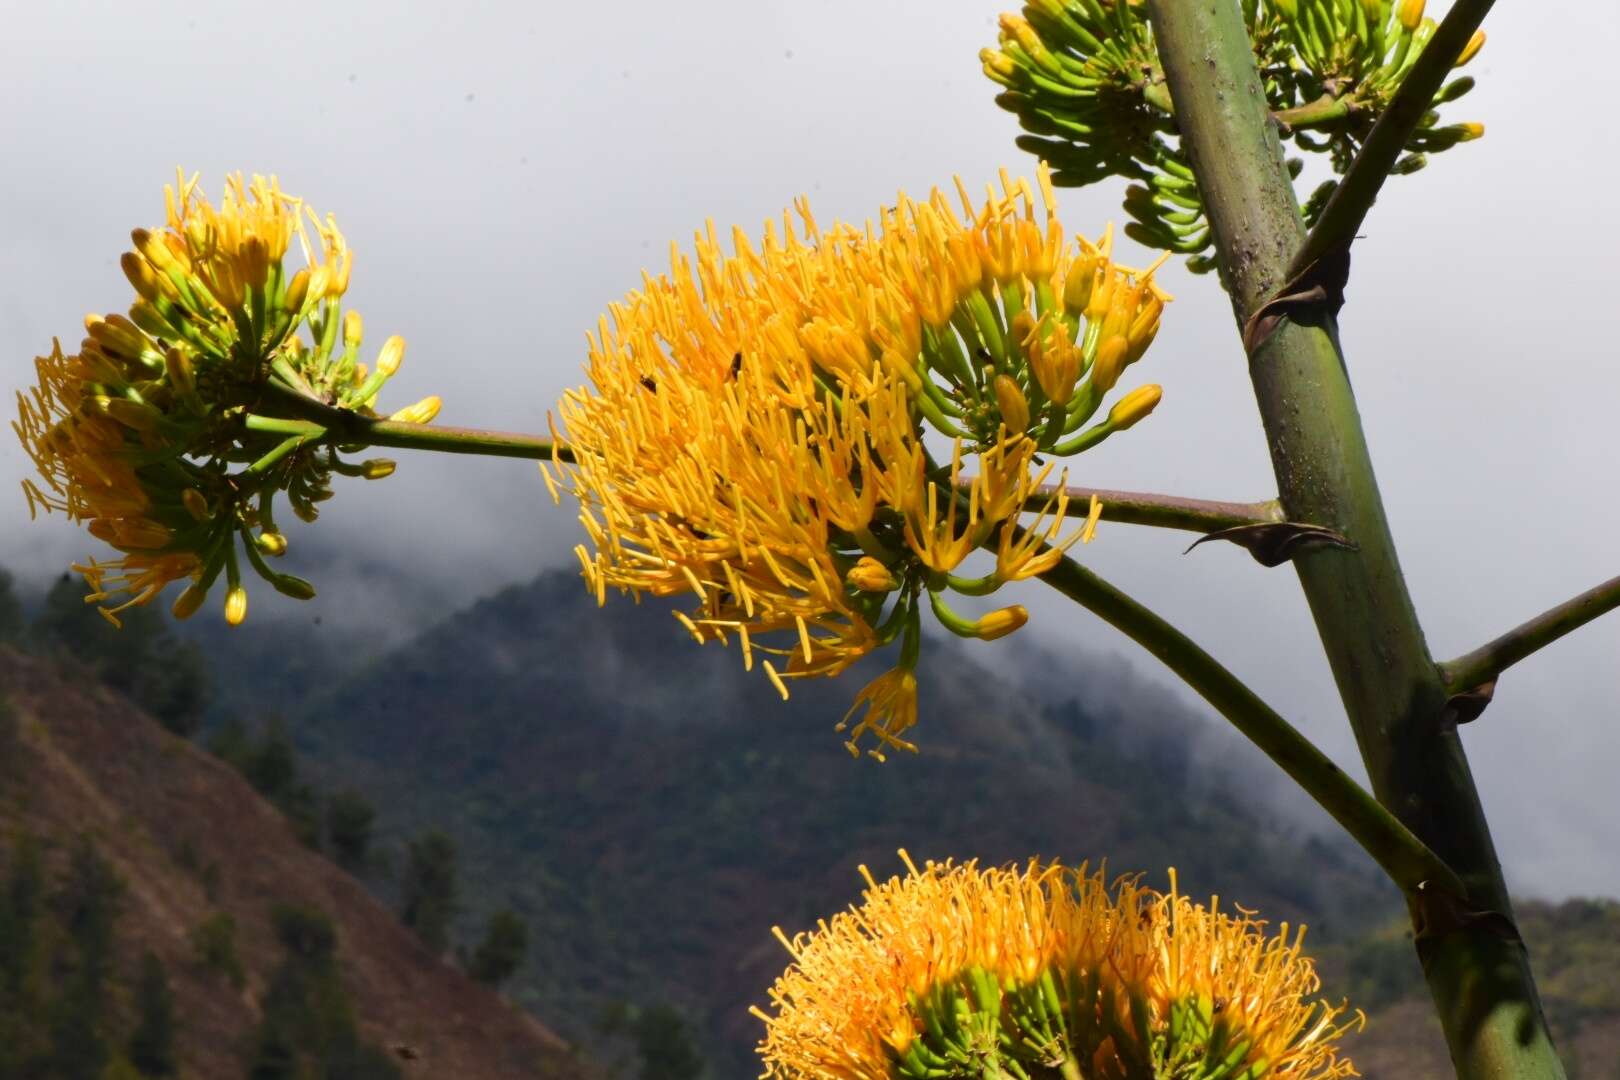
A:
1144;2;1563;1077
1292;0;1496;274
1439;574;1620;695
1033;539;1460;897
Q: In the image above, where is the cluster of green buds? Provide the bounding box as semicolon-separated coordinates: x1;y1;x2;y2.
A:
982;0;1485;271
908;219;1168;464
15;173;433;625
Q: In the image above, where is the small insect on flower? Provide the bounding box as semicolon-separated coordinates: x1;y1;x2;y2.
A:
15;171;431;626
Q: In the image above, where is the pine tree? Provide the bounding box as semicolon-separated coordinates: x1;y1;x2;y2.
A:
0;568;23;645
632;1005;706;1080
326;789;377;870
400;830;459;954
469;909;529;988
48;837;125;1080
127;952;177;1077
0;834;50;1078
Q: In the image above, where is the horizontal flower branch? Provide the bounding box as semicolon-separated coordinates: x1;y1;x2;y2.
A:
260;380;574;462
1439;574;1620;695
955;474;1281;532
1029;483;1282;532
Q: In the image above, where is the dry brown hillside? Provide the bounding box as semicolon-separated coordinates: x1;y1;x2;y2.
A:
0;646;594;1080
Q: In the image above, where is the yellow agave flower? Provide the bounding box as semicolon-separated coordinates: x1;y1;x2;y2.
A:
552;167;1170;757
753;854;1362;1080
15;172;424;625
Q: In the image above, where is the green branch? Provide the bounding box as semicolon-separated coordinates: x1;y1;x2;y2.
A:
1439;574;1620;695
1291;0;1496;275
1021;483;1282;532
255;380;574;462
1030;535;1462;897
1274;93;1351;132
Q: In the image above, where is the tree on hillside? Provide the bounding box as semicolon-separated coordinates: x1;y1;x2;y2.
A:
250;903;401;1080
190;911;246;990
326;789;377;870
127;952;177;1078
400;830;459;955
240;718;298;801
0;833;50;1076
632;1004;707;1080
599;1002;708;1080
32;573;210;737
49;837;126;1080
468;909;529;988
0;569;23;645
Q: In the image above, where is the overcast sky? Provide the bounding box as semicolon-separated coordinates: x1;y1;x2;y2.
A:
4;2;1617;896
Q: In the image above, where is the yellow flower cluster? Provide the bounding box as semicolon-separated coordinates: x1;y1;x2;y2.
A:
754;854;1362;1080
15;173;428;625
551;168;1169;757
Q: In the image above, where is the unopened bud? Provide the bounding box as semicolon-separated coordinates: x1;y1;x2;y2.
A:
1084;270;1116;321
85;314;148;360
240;236;269;289
103;397;162;431
1454;29;1485;66
283;268;311;313
164;348;196;396
271;574;317;601
256;532;288;556
1396;0;1425;31
1128;295;1163;351
181;488;209;522
1010;309;1037;345
1108;384;1162;430
998;12;1041;54
376;335;405;378
389;395;442;424
980;48;1017;81
1457;121;1484;140
847;556;899;593
307;265;332;302
974;605;1028;641
331;255;353;297
344;309;364;348
131;228;176;272
171;583;206;620
121;252;162;303
1090;335;1130;393
128;301;170;340
361;459;396;479
992;374;1030;433
224;586;248;627
1064;258;1100;314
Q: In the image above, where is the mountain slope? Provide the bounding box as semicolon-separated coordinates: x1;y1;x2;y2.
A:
0;646;592;1079
287;571;1403;1073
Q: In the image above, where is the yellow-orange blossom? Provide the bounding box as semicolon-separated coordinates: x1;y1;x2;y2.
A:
754;855;1362;1079
550;168;1169;756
